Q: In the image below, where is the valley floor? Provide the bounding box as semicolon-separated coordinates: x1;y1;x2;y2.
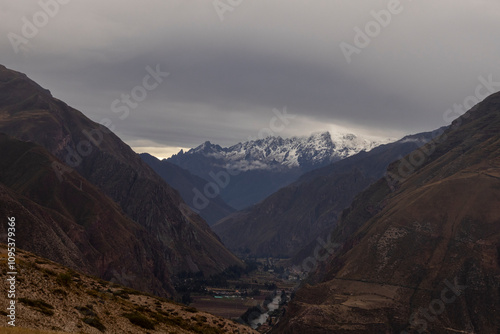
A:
181;257;298;332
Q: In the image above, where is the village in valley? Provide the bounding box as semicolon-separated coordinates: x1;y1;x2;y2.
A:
174;257;306;332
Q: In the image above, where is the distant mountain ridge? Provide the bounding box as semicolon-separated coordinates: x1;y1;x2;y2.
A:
140;153;235;225
167;132;387;209
171;131;386;172
212;129;439;258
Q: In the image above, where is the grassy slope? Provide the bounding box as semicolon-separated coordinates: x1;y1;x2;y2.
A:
0;244;257;334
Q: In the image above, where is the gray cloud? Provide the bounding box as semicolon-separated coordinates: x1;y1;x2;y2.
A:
2;0;500;155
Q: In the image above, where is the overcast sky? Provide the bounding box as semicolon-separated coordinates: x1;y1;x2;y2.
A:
2;0;500;158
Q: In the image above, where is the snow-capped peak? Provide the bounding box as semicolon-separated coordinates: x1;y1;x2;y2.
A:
172;131;386;171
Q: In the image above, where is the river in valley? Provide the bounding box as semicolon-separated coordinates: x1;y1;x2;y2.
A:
249;294;281;329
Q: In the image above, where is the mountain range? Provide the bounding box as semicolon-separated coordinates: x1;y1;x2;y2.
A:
167;132;386;210
212;129;440;258
1;63;499;333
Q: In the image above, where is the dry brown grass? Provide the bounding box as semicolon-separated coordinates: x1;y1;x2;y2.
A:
0;327;68;334
0;245;258;334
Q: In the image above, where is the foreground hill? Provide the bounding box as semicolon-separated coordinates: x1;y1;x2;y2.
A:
168;132;385;209
273;93;500;333
0;65;242;296
213;130;437;258
140;153;235;225
0;244;256;334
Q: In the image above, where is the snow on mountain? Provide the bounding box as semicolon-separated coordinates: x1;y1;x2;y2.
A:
173;131;387;172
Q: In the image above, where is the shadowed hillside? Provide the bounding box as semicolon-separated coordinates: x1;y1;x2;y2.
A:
140;153;235;225
273;92;500;333
0;133;177;295
0;64;242;297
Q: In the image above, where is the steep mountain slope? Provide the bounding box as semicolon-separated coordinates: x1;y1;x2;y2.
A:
212;130;437;258
0;134;176;295
273;93;500;333
168;132;386;209
140;153;235;225
0;65;242;291
0;244;256;334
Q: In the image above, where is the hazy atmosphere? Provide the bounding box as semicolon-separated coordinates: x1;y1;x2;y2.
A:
2;0;500;157
2;2;500;332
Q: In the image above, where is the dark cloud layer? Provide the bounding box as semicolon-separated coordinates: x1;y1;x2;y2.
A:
2;1;500;157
